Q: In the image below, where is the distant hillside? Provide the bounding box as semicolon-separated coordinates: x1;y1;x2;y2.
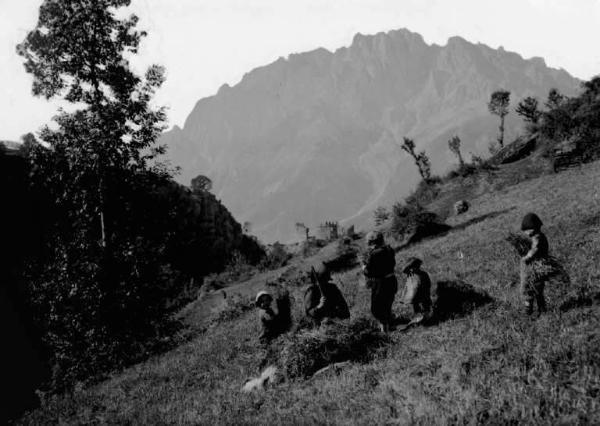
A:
162;28;580;242
0;140;20;152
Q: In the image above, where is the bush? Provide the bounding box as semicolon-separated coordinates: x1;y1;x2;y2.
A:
300;238;326;258
391;202;450;243
404;179;442;207
209;294;254;326
373;206;390;226
260;242;292;270
324;238;360;272
204;251;260;288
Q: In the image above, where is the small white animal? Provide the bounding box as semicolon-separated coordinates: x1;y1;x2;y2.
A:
241;366;278;393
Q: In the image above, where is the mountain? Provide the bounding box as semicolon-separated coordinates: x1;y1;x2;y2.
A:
161;28;580;243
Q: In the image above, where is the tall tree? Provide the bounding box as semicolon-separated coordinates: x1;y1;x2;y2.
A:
515;96;542;125
488;90;511;147
400;137;432;183
16;0;171;388
447;135;464;167
17;0;168;248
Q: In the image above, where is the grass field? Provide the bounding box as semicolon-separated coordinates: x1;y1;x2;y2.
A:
20;160;600;425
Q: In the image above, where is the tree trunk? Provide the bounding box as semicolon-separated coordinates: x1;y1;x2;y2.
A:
98;174;106;248
498;115;505;147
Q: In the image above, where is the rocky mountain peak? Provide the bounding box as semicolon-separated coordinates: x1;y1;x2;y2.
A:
161;29;580;243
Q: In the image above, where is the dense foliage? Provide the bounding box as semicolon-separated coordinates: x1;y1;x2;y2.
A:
7;0;264;395
539;78;600;154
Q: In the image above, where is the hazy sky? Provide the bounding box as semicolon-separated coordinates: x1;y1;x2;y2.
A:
1;0;599;141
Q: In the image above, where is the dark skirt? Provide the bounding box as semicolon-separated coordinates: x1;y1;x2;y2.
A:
370;274;398;323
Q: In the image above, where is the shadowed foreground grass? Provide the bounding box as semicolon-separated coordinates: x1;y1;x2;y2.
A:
21;162;600;425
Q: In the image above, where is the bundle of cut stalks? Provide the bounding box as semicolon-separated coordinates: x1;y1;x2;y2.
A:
506;232;570;285
278;317;389;379
505;232;531;256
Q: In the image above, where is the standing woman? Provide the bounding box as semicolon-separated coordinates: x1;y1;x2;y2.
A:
362;231;398;332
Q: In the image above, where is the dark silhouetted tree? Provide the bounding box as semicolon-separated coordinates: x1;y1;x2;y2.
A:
488;90;511;147
18;133;40;157
17;0;168;248
516;96;542;125
191;175;213;194
545;88;566;110
400;137;432;183
16;0;171;389
447;135;464;167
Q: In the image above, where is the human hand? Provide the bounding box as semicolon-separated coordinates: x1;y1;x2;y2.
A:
317;296;327;309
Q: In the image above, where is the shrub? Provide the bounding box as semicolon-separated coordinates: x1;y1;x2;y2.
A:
300;238;326;258
324;238;359;272
260;242;292;270
209;294;254;326
373;206;390;226
391;202;450;243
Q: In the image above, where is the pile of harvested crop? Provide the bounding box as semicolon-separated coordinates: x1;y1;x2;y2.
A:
277;317;389;379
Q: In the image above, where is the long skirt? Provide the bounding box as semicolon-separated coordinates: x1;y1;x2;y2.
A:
370;274;398;324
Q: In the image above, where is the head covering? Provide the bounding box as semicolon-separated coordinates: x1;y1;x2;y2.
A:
403;257;422;274
311;263;331;284
521;213;543;231
366;231;384;247
255;290;273;304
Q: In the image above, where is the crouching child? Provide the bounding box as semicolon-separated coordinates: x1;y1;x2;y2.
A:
255;289;291;344
402;257;432;320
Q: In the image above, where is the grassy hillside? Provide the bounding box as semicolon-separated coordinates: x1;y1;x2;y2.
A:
21;160;600;425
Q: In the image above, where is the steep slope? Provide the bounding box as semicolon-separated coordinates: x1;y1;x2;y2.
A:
22;159;600;425
162;28;580;242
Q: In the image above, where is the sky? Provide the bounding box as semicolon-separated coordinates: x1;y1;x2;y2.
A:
1;0;599;141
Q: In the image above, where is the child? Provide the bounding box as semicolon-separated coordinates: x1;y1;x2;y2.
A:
520;212;551;316
402;257;432;319
255;289;291;344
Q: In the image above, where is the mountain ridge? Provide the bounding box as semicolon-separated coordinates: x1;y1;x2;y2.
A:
162;28;580;242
